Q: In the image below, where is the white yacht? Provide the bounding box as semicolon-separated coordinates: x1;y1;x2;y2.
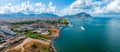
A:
80;26;85;30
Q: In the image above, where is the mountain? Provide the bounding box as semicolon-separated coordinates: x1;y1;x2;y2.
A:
0;12;91;18
0;13;59;18
75;12;92;18
63;12;92;18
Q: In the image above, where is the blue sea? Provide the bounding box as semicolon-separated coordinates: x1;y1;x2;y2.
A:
54;17;120;52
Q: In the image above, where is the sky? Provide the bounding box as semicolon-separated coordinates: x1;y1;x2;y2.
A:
0;0;120;16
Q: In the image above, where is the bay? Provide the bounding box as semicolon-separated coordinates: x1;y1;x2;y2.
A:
54;17;120;52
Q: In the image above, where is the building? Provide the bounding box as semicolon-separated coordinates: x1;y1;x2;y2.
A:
0;26;16;36
0;31;6;38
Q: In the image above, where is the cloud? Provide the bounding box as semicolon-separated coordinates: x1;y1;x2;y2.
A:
34;2;46;14
0;8;5;14
0;0;56;14
59;0;120;16
0;0;120;16
101;0;120;15
92;0;120;15
0;0;34;14
59;0;96;16
34;2;56;14
46;2;56;13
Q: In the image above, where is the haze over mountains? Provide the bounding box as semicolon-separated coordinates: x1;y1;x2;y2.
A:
0;12;58;18
0;12;91;18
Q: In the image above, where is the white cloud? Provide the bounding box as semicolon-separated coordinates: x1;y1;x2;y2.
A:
0;0;120;16
103;0;120;14
46;2;56;13
0;0;34;14
0;0;56;14
58;0;97;16
59;0;120;16
34;2;56;14
18;0;34;14
92;0;120;15
34;2;46;14
59;0;92;16
0;7;5;14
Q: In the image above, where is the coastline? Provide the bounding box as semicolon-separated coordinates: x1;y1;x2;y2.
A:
50;27;61;52
51;40;57;52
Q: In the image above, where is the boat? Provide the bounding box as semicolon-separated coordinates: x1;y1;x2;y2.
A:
65;18;69;20
69;24;73;27
59;27;62;29
80;26;85;30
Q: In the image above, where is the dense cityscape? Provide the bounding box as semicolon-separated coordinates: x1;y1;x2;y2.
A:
0;17;69;52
